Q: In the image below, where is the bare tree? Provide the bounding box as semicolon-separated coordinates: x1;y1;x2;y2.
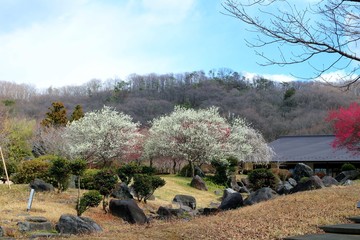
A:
222;0;360;88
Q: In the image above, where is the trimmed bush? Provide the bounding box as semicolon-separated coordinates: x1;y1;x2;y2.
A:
132;174;165;203
341;163;356;172
49;157;71;192
94;169;118;212
12;159;52;184
117;163;142;184
76;190;102;216
248;168;278;191
78;169;100;190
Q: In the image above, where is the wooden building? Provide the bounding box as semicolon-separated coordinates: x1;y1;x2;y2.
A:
268;135;360;176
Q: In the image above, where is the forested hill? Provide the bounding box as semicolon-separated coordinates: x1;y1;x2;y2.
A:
0;69;358;141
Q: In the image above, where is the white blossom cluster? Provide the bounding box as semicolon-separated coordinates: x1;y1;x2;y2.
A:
144;106;272;168
63;106;141;166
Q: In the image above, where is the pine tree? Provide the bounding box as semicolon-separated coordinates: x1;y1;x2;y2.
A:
70;105;84;122
41;102;68;128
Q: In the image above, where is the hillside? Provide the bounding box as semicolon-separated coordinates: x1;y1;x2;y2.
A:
1;176;359;239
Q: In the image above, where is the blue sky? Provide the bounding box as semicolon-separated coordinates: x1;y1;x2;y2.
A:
0;0;337;89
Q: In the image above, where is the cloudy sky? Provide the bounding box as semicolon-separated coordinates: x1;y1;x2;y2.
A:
0;0;342;89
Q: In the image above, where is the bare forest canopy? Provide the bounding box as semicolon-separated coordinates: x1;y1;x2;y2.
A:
0;69;358;141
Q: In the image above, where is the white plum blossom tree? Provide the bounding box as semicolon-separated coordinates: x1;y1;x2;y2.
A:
144;106;272;177
63;106;141;167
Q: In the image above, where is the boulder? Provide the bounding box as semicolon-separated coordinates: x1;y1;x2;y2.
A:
199;208;219;216
111;182;133;200
244;187;277;206
55;214;102;235
276;181;293;195
218;191;243;210
335;170;360;184
29;179;54;192
293;163;314;181
190;175;208;191
109;199;148;224
288;178;297;187
194;166;205;178
18;216;53;232
222;188;237;200
322;176;339;187
0;226;4;237
290;175;324;193
156;206;185;219
173;195;196;210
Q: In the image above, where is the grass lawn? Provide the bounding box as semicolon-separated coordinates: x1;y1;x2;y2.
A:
0;175;360;239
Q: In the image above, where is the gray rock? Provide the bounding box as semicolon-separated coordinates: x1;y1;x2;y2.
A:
288;178;297;187
0;226;4;237
194;166;205;178
199;208;219;216
109;199;148;224
190;175;208;191
344;179;353;186
173;195;196;210
18;216;52;233
335;170;360;184
239;186;250;194
276;181;293;195
29;179;54;192
322;176;339;187
219;191;243;210
156;206;185;219
111;182;133;200
55;214;102;235
290;175;325;193
244;187;277;206
293;163;314;181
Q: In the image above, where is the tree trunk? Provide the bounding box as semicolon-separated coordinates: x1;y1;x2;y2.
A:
190;161;195;177
173;160;177;174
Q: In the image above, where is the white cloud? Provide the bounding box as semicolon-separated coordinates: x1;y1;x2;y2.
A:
0;0;196;89
243;72;296;83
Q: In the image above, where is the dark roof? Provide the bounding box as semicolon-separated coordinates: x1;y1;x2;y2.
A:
269;135;360;162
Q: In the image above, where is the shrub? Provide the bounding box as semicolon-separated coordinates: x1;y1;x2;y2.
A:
76;190;102;216
48;157;71;192
210;157;239;186
117;162;142;184
94;169;118;212
248;168;278;191
341;163;356;172
299;176;310;183
78;169;100;190
132;174;165;203
0;159;18;179
12;159;52;184
271;168;291;181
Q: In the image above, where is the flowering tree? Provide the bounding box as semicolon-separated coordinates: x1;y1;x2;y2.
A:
63;106;141;167
327;102;360;151
144;106;272;177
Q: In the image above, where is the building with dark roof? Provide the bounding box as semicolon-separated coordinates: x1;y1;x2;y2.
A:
269;135;360;176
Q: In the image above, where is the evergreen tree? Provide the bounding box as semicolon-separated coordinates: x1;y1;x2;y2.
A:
41;102;68;128
70;104;84;122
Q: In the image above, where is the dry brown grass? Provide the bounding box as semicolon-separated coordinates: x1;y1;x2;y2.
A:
1;180;360;239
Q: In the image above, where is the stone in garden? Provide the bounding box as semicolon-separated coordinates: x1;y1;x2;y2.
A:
173;194;196;210
335;170;360;185
218;191;243;210
194;166;205;178
322;176;339;187
293;163;314;181
276;181;293;195
288;178;297;187
200;208;219;216
0;226;4;237
344;180;353;186
29;178;54;192
290;175;324;193
222;188;237;200
55;214;102;235
190;175;208;191
109;199;148;224
111;182;133;200
239;186;250;194
244;187;277;206
156;206;185;219
18;216;52;232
